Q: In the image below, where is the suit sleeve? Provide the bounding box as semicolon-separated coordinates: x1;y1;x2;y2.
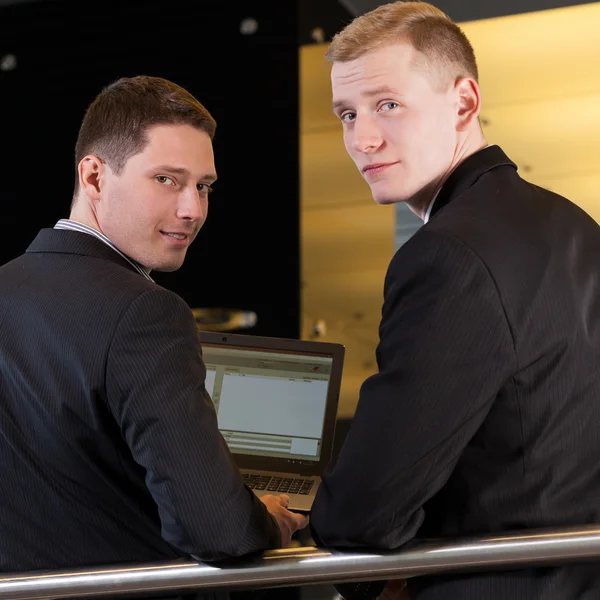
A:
105;287;281;561
310;230;517;550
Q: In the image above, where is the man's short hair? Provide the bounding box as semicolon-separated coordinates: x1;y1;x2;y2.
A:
325;0;478;90
73;75;216;195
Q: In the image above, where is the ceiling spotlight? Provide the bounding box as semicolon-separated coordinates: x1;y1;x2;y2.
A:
0;54;17;72
311;27;326;43
240;17;258;35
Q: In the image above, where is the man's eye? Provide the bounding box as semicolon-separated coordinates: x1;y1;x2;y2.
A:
197;183;214;196
156;175;175;185
340;113;356;122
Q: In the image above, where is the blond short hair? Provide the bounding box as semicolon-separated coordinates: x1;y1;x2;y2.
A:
326;1;478;88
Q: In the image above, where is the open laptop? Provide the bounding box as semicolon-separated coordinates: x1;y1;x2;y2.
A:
198;331;344;512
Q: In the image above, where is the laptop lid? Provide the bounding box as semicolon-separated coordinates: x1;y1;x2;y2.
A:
198;331;344;477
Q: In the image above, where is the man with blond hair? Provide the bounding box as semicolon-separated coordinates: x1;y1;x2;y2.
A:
310;2;600;599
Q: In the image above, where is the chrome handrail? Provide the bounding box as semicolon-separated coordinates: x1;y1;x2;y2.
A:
2;525;600;599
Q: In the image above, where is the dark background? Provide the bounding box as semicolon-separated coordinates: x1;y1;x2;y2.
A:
0;0;300;339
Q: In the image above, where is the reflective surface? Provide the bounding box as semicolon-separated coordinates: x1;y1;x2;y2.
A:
2;525;600;598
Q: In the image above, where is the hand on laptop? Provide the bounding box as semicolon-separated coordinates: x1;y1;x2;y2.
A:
261;494;309;546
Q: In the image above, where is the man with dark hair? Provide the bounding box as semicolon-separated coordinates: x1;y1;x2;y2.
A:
0;75;307;599
310;2;600;599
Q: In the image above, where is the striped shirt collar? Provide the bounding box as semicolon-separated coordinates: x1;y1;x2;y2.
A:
54;219;154;282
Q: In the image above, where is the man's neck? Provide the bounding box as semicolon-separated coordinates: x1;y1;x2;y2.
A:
65;209;152;275
407;135;489;221
68;203;102;234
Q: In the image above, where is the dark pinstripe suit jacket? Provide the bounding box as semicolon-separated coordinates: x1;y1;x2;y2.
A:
311;146;600;599
0;229;280;599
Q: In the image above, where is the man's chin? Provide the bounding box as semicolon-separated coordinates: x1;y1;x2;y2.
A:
152;262;184;273
372;193;408;206
370;184;417;206
148;256;187;273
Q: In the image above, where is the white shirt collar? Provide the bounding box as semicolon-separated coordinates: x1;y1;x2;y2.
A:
423;189;441;224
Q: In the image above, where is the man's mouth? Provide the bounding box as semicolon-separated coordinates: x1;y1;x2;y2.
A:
362;162;398;176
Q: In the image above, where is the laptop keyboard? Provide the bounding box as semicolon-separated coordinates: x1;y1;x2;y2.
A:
242;473;315;495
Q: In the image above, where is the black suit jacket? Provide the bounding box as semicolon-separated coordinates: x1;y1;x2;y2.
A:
0;229;280;598
310;146;600;599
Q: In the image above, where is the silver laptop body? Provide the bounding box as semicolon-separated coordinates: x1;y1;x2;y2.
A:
198;331;344;512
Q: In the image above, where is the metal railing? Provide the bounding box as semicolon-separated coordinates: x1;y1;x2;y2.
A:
2;525;600;599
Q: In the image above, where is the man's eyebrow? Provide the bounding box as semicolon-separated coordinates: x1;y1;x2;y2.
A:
332;86;402;113
332;99;348;113
153;165;217;183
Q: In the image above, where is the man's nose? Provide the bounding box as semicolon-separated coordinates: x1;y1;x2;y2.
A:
351;115;383;154
177;187;207;222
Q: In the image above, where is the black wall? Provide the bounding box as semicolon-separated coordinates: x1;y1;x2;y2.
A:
0;0;300;339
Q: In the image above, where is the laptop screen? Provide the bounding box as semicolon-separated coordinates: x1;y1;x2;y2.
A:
201;343;334;462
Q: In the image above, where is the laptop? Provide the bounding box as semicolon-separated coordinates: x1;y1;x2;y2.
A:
198;331;344;511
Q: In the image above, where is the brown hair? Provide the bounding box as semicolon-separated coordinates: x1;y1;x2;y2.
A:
325;1;478;89
73;75;216;195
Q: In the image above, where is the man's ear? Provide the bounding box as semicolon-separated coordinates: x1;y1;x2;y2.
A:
77;154;106;201
455;76;482;132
